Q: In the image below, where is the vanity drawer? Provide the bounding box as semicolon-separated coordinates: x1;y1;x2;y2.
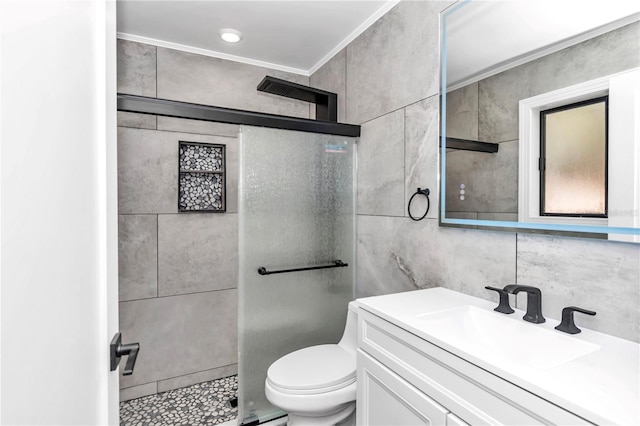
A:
357;350;449;425
358;309;592;426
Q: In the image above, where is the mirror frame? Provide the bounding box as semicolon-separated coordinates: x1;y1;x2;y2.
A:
438;0;640;239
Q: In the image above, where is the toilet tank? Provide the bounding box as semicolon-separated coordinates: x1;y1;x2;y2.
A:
338;301;359;355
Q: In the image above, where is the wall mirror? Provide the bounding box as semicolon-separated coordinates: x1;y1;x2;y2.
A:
440;0;640;242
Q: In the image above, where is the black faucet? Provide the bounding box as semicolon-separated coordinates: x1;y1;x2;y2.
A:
502;285;545;324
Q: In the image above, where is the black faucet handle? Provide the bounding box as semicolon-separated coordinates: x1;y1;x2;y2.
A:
555;306;596;334
485;286;515;314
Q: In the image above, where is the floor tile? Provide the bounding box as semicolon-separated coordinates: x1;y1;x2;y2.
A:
120;375;238;426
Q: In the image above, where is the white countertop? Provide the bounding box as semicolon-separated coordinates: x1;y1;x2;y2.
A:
356;287;640;425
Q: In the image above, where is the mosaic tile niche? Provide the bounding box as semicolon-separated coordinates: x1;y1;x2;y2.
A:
179;141;226;212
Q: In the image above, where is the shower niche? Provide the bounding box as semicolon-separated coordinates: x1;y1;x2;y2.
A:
178;141;226;212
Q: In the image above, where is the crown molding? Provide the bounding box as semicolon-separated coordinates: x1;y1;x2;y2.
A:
116;33;310;76
308;0;401;75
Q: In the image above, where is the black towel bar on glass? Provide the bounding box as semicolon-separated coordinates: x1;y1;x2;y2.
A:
258;260;348;276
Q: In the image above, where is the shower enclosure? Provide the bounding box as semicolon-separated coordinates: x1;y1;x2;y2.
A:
117;92;358;426
238;126;357;424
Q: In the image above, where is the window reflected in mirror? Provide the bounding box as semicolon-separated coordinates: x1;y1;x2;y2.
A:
540;97;608;217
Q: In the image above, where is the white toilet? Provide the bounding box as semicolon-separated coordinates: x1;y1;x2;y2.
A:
265;302;358;426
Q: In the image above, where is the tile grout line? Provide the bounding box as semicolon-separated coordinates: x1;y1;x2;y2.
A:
155;45;158;98
515;233;519;309
156;213;159;298
345;46;348;124
118;212;238;216
403;105;407;219
356;213;423;219
121;286;239;303
477;80;480;140
356;92;440;127
120;365;239;392
117;123;238;139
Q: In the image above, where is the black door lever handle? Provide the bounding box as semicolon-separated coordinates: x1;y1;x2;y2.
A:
110;333;140;376
118;343;140;375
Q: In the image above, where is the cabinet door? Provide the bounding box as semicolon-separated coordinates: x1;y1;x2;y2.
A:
357;350;448;426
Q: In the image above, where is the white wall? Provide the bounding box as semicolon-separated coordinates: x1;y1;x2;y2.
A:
0;1;119;424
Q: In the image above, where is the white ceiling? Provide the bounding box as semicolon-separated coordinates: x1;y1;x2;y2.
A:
117;0;398;76
446;0;640;89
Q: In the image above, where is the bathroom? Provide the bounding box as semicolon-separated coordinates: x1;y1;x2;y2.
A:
1;0;639;425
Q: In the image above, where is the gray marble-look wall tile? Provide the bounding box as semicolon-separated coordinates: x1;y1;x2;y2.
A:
118;128;236;214
477;70;528;144
357;109;405;217
158;214;238;297
118;214;158;302
117;112;157;130
119;289;238;388
157;364;238;393
445;139;518;214
346;1;452;124
118;127;177;214
157;48;310;118
120;382;158;402
405;96;439;220
479;22;640;143
446;83;479;140
310;48;347;123
516;233;640;342
157;117;240;138
117;39;156;97
357;215;516;299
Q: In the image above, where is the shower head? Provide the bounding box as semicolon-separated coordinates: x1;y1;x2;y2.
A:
257;76;338;122
258;77;317;103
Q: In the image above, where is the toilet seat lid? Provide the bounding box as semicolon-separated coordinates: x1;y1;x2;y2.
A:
267;344;355;391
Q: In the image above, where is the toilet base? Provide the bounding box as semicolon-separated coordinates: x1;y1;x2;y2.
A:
287;402;355;426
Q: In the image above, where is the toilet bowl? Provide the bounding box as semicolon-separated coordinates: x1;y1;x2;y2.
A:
265;302;358;426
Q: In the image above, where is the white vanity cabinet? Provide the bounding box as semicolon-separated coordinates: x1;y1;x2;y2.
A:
356;308;591;425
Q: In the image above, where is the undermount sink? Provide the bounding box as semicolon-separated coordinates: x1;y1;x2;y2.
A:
417;305;600;371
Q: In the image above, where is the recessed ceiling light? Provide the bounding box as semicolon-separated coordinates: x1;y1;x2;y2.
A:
219;28;242;43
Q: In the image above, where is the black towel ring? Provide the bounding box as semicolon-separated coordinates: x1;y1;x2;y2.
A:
408;187;430;221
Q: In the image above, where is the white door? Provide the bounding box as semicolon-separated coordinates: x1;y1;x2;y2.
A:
1;1;120;424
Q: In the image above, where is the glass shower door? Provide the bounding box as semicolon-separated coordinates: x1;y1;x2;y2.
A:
238;126;356;424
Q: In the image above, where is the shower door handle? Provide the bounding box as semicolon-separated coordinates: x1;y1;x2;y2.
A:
110;332;140;376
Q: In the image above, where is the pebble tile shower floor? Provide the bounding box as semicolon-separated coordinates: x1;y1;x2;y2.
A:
120;375;237;425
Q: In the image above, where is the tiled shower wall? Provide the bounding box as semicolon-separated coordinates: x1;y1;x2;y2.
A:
310;1;640;342
445;22;639;219
116;39;310;401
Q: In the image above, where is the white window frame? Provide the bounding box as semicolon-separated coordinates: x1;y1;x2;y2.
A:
518;68;640;229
